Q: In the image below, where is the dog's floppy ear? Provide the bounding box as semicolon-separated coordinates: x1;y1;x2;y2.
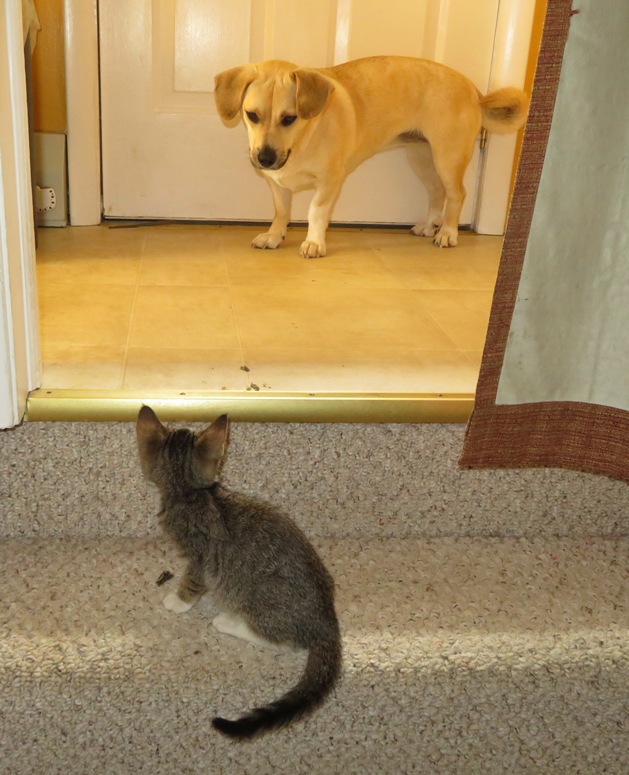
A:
214;64;257;123
293;69;334;119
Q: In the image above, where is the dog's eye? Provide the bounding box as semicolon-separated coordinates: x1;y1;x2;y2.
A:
246;111;260;124
281;115;297;127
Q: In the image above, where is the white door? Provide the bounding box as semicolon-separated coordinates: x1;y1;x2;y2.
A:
99;0;515;226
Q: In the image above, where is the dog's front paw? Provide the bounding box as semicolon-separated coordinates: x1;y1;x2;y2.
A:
411;221;439;238
252;232;284;250
163;592;193;613
433;227;458;248
300;239;326;258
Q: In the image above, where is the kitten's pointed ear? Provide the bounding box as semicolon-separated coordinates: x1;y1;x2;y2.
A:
196;414;229;460
136;406;168;476
195;414;229;483
136;405;168;439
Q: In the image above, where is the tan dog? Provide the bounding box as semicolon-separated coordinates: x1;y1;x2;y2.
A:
214;56;528;257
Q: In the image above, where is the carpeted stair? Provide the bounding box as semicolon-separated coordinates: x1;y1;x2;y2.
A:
1;421;628;774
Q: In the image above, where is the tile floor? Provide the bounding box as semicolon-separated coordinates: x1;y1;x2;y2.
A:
36;223;501;394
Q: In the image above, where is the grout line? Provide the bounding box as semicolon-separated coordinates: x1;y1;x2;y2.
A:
220;231;248;374
406;288;467;355
120;231;148;390
363;235;409;290
411;288;494;354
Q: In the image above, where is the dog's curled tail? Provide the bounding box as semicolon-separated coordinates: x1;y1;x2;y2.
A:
480;87;529;135
212;628;342;740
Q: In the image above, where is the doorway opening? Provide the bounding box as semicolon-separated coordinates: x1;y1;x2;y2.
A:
28;0;546;419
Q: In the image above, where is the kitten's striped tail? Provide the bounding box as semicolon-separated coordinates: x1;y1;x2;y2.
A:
212;628;342;740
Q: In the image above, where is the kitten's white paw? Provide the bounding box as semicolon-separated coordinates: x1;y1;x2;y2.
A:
212;612;240;635
163;592;193;613
213;612;272;648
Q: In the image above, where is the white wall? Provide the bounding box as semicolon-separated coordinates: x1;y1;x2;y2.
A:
0;0;41;428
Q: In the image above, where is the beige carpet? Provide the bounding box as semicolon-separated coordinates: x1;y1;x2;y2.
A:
3;422;629;539
2;534;629;774
2;421;629;772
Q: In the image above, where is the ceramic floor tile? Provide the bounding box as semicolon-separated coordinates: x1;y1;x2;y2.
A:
38;345;126;390
37;254;142;286
225;243;402;289
37;223;146;259
220;224;379;258
371;232;502;291
415;289;495;351
231;285;458;351
217;224;266;246
139;251;229;287
143;225;223;256
241;348;481;393
464;351;484;369
39;282;136;348
129;286;240;350
367;230;500;249
141;226;225;283
123;347;246;391
377;254;494;291
36;224;499;395
444;233;503;287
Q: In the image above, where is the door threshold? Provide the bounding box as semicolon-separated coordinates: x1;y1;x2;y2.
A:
25;389;474;423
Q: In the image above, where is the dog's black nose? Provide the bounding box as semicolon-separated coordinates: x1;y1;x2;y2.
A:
257;146;277;168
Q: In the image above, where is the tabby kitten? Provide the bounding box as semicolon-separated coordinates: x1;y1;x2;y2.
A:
136;406;342;739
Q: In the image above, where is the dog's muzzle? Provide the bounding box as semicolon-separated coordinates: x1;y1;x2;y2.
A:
252;146;290;171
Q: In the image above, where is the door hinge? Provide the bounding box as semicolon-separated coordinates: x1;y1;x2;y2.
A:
479;127;488;151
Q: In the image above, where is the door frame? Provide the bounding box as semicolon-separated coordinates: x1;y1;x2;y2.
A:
0;0;537;430
65;0;536;229
0;0;41;428
475;0;537;233
64;0;101;226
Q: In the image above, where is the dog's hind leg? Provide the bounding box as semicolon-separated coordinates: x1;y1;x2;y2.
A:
252;179;292;250
406;144;446;240
428;140;475;248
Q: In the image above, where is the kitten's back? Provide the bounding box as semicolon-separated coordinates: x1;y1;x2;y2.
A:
136;407;342;738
